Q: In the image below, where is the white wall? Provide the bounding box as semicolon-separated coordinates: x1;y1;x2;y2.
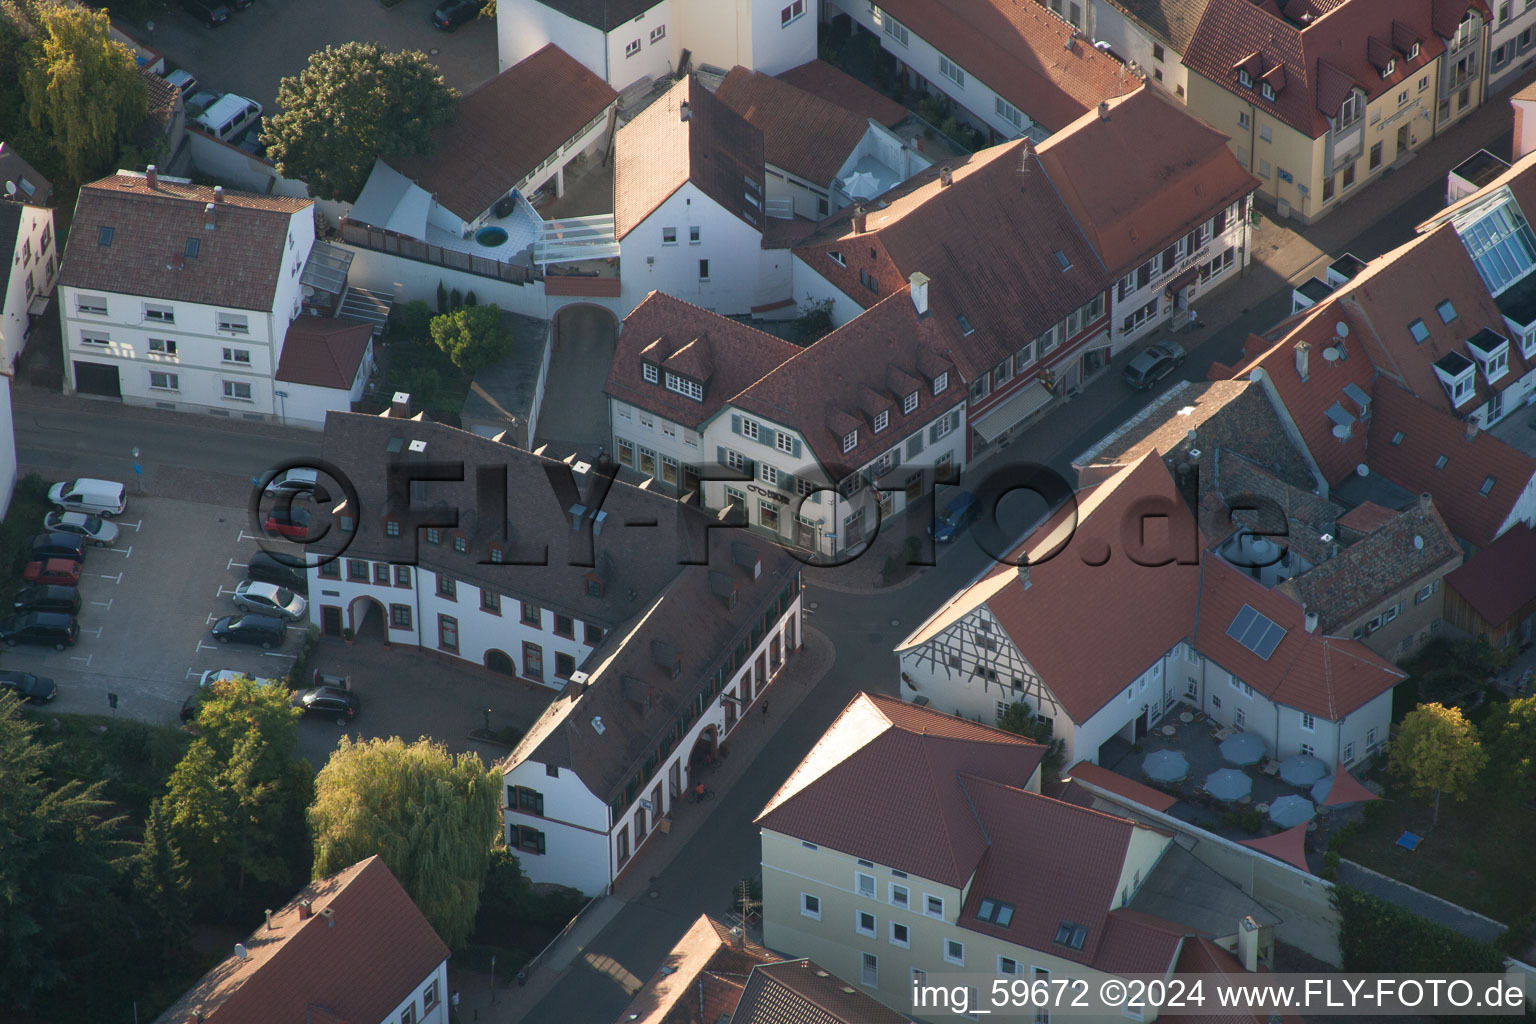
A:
1495;465;1536;539
1087;0;1189;101
1488;3;1536;94
0;376;17;521
498;0;609;79
789;255;873;328
619;183;763;315
503;759;613;894
746;0;818;75
1108;197;1250;350
0;204;55;373
603;1;676;90
279;343;373;430
340;244;549;319
610;398;706;491
378;961;450;1024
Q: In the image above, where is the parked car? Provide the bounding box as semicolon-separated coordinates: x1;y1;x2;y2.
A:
0;612;78;650
232;580;307;621
235;124;267;159
43;511;119;547
198;668;282;688
263;506;311;540
432;0;487;29
23;559;81;586
14;585;81;616
47;478;126;517
0;669;57;703
292;685;359;724
26;533;88;564
163;68;199;97
194;93;262;143
210;613;286;649
928;491;981;543
180;0;230;27
246;550;308;594
263;467;324;500
313;670;351;690
1122;342;1187;390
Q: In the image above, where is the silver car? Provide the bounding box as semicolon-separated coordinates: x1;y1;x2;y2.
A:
43;510;120;547
232;580;308;622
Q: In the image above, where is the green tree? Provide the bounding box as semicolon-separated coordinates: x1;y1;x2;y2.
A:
389;298;435;344
20;4;147;181
163;677;312;903
310;736;500;949
131;797;193;968
1388;702;1486;826
995;700;1065;784
1483;695;1536;803
0;693;132;1008
263;42;457;201
429;304;513;373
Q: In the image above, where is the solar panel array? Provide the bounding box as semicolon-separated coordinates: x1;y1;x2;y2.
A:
1226;604;1287;660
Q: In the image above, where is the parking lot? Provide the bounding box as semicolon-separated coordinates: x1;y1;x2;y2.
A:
7;494;310;724
141;0;500;115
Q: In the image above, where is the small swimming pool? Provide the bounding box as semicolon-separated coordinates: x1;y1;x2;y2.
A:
475;226;509;247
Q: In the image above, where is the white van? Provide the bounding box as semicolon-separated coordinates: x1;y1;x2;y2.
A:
195;93;263;144
48;478;127;517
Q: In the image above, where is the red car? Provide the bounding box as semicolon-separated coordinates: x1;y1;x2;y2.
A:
24;558;82;586
263;506;311;541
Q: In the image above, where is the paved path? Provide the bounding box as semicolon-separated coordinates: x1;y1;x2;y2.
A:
1336;860;1507;944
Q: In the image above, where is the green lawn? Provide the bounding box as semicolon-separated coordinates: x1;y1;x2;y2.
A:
1338;780;1536;924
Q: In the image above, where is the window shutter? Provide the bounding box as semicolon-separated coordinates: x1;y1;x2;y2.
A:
731;414;742;435
1214;209;1227;235
929;422;939;444
535;792;544;815
746;458;757;478
781;473;797;493
949;409;961;430
792;437;803;458
1137;263;1151;288
717;445;727;465
1186;228;1199;254
763;427;777;449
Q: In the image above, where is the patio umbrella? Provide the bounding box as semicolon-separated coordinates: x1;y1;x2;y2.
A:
842;170;882;199
1220;731;1267;766
1268;794;1316;828
1204;768;1253;802
1279;754;1328;787
1142;749;1189;783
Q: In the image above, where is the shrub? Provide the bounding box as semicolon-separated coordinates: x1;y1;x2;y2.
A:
429;304;514;374
1332;885;1504;973
436;280;449;315
464;290;478;306
449;287;463;310
388;299;434;344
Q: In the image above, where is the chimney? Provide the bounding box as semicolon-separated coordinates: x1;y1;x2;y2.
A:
1017;563;1031;589
264;908;274;931
390;391;411;418
1465;418;1479;440
1304;611;1318;633
213;185;224;203
679;100;691;122
146;164;158;190
204;202;216;231
297;899;312;921
1294;341;1310;381
939;165;953;187
1237;916;1260;972
851;202;867;234
1419;491;1433;513
1098;100;1111;120
908;271;930;316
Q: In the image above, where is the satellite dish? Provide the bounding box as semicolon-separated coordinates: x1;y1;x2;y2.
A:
1332;424;1352;439
1322;347;1340;362
1413;535;1425;550
3;181;14;196
1335;322;1349;338
1355;463;1369;477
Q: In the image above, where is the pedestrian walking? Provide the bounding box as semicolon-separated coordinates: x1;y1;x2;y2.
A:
761;700;770;719
451;990;460;1011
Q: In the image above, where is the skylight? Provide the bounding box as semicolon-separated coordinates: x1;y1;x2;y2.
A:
1408;319;1429;343
98;226;114;247
958;315;975;335
1437;299;1457;324
977;899;1014;927
1054;921;1087;949
1055;250;1072;271
1435;454;1448;469
1480;475;1496;495
1225;604;1287;660
1455;194;1536;295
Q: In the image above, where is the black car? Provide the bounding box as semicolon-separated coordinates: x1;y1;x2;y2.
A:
210;613;286;649
14;585;81;616
247;550;308;594
432;0;486;29
180;692;201;724
0;669;57;704
0;612;78;650
292;685;360;724
1122;342;1187;390
181;0;231;25
26;532;87;564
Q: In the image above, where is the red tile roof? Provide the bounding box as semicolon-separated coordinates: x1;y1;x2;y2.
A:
1095;0;1218;54
1093;908;1194;975
604;291;800;428
960;776;1177;971
1184;0;1457;138
1196;556;1406;719
729;287;964;470
874;0;1142;132
151;856;448;1024
792;140;1109;382
1336;500;1397;534
60;172;310;311
733;959;915;1024
615;77;764;239
393;45;617;223
1065;760;1179;812
1445;523;1536;624
616;915;779;1024
1365;381;1536;547
716;67;877;186
1035;87;1258;276
775;61;911;128
756;692;1045;886
1164;938;1305;1024
276;317;372;390
1237;822;1312;873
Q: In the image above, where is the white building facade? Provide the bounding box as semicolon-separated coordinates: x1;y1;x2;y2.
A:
618;183;772;315
1109;195;1251;347
1487;0;1536;94
0;200;56;373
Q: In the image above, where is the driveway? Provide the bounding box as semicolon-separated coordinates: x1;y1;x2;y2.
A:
533;305;618;460
135;0;499;114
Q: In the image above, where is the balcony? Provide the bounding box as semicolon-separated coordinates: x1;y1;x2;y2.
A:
337;219;539;285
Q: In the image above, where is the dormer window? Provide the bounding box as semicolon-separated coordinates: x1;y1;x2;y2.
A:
642;362;659;383
1409;41;1421;60
1382;59;1395;78
1338;88;1364;129
1237;69;1253;88
842;430;858;453
828;250;845;267
585;573;605;598
903;391;919;414
1260;82;1275;101
874;410;889;432
932;371;948;394
665;372;704;401
1452;376;1474;403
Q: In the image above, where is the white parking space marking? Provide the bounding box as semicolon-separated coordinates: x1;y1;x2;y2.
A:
95;572;123;584
237;531;264;543
81;626;104;638
186;667;202;680
227;558;250;570
206;613;221;624
217;586;239;597
196;641;220;653
263;651;297;659
91;598;113;610
117;519;144;532
70;653;93;666
104;544;132;558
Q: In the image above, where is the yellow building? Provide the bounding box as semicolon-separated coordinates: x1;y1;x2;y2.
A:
1182;0;1488;223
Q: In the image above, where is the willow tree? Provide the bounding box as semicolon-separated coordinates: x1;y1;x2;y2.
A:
310;737;500;948
20;4;147;181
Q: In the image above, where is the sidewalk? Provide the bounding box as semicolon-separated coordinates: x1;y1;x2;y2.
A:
805;66;1532;599
446;625;838;1024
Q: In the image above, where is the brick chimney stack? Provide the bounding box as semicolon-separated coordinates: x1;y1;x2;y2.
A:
146;165;158;190
204;202;216;231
